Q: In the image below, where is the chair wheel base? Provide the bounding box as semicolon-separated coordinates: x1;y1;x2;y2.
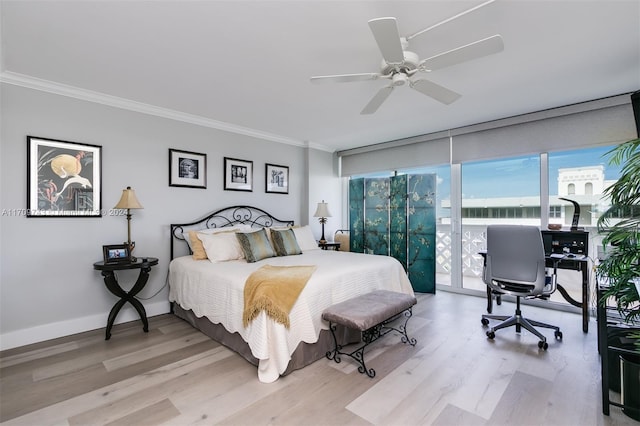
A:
481;318;490;326
538;340;548;350
487;330;495;339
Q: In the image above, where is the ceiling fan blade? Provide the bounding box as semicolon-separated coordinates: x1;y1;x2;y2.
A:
310;73;382;84
406;0;496;41
361;86;394;115
410;79;461;105
368;17;405;64
420;35;504;71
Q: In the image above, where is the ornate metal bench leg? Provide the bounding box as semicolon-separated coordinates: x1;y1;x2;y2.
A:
399;308;417;346
325;322;342;363
352;345;376;378
325;308;416;379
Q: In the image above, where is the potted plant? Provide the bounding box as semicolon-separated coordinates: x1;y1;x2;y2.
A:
596;137;640;420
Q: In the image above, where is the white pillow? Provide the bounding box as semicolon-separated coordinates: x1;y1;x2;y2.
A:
293;225;320;252
185;224;251;254
198;230;246;263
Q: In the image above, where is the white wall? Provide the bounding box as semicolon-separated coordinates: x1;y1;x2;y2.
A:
307;149;341;241
0;84;337;349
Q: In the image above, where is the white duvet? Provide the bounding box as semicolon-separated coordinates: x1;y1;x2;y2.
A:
168;249;414;383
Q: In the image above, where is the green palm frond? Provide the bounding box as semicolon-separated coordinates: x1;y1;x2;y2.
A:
597;138;640;323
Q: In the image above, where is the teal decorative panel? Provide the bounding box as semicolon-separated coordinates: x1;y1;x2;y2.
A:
389;175;407;269
407;174;436;293
364;178;389;255
348;174;436;293
349;178;364;253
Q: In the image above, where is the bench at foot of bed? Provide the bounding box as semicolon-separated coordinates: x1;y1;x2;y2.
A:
321;289;417;378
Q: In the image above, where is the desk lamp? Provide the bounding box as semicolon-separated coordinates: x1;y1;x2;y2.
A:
313;200;332;244
114;186;143;256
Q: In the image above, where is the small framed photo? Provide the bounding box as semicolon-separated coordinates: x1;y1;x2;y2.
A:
265;163;289;194
102;244;131;263
169;149;207;189
27;136;102;217
224;157;253;192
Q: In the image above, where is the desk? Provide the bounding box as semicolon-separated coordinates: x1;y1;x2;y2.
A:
483;253;590;333
93;257;158;339
549;254;590;333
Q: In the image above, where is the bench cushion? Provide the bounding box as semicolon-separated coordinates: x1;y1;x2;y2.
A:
322;290;417;331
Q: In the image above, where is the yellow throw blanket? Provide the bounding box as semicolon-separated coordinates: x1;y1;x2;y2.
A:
243;265;316;328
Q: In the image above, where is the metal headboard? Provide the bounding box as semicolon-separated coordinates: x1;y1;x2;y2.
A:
170;205;294;259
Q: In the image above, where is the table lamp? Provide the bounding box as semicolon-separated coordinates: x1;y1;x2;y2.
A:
313;200;332;244
114;186;143;256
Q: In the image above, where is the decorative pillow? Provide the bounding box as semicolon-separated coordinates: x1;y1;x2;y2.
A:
188;231;208;260
293;225;320;252
236;229;276;263
270;228;302;256
264;226;290;247
187;225;250;260
198;231;245;263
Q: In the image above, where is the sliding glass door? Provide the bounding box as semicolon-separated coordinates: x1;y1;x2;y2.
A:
460;155;541;292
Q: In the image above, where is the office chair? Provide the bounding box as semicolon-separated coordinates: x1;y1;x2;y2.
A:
481;225;563;350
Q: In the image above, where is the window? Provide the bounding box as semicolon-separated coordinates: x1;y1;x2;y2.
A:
549;145;622;228
585;182;593;195
461;155;540;291
547;145;623;305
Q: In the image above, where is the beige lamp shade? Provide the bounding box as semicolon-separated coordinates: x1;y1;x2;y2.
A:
313;201;332;218
114;186;143;210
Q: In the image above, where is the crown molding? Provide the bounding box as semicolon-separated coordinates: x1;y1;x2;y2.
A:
0;71;334;152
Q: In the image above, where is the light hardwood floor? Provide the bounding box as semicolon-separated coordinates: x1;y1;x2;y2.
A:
1;291;637;425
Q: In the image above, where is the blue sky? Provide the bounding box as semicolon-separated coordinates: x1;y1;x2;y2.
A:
453;145;620;199
359;145;623;206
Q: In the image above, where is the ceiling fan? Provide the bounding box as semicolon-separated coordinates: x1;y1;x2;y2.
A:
310;0;504;114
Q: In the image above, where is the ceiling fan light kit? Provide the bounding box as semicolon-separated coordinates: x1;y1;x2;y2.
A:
310;2;503;114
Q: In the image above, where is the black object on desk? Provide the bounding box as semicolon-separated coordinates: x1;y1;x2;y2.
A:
93;257;159;340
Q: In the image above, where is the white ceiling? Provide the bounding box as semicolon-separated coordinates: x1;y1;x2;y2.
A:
1;0;639;152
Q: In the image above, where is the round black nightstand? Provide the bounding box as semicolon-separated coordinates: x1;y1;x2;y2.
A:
93;257;159;340
318;241;341;251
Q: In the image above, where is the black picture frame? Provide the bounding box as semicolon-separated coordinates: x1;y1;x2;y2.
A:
265;163;289;194
224;157;253;192
102;244;131;263
27;136;102;217
169;149;207;189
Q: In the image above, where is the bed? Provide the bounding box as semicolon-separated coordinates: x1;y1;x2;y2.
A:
169;205;415;383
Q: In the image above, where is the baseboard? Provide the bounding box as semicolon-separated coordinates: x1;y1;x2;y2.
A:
0;301;171;351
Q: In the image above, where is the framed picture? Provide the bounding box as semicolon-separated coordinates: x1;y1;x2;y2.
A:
102;244;131;263
169;149;207;189
27;136;102;217
224;157;253;192
265;163;289;194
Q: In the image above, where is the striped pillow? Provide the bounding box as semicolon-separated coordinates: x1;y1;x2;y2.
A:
270;228;302;256
236;229;275;263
